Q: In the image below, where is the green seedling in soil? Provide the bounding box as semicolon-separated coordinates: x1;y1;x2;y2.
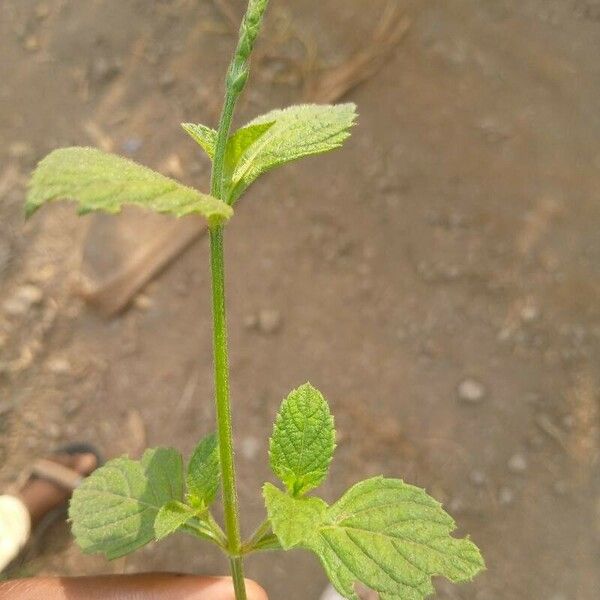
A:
25;2;485;599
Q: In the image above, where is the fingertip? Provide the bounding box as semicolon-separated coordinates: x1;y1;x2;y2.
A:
208;577;268;600
244;579;269;600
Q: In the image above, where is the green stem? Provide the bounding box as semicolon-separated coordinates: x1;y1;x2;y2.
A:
207;30;247;600
230;556;247;599
211;90;238;202
207;3;269;599
209;226;246;599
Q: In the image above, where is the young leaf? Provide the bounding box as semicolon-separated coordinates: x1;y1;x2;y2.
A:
182;121;274;188
227;103;357;202
269;382;335;496
224;121;275;177
69;448;184;559
26;147;233;225
181;123;217;159
186;433;220;509
264;478;485;600
154;500;197;540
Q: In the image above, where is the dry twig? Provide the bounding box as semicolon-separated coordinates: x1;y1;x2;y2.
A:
304;4;410;102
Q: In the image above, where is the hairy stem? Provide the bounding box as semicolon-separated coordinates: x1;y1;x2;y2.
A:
211;91;237;202
208;3;269;599
209;226;246;599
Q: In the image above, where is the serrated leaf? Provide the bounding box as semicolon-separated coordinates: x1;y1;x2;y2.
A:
181;123;217;159
69;448;184;559
26;147;233;225
264;477;485;600
154;500;197;540
186;433;220;509
269;383;335;496
227;103;357;202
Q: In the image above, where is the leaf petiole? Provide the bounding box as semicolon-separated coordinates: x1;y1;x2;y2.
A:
240;518;272;553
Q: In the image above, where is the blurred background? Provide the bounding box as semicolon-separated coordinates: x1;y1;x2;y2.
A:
1;0;599;598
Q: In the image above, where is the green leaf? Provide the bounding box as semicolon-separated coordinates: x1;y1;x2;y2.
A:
181;123;217;159
182;121;274;192
269;382;335;496
141;447;184;503
186;433;220;509
26;147;233;225
227;103;357;202
224;121;275;177
264;478;485;600
263;483;327;548
69;448;184;559
154;500;197;540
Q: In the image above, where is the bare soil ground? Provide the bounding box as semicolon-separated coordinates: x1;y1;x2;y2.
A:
1;1;599;598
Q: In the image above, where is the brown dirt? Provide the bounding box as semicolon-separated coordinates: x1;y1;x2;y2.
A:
1;1;599;598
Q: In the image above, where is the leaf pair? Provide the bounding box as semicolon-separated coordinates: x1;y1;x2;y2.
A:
25;103;357;223
69;435;220;559
264;384;485;600
183;103;357;203
68;382;485;599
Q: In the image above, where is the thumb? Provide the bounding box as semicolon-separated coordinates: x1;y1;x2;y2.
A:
195;577;269;600
0;574;268;600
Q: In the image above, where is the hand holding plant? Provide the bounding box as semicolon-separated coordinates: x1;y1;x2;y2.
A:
25;1;485;599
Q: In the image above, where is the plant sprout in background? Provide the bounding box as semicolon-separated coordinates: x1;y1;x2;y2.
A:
25;1;485;599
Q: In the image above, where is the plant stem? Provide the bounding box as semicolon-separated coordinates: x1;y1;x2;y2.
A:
211;91;237;202
207;3;269;599
207;29;247;600
209;226;246;600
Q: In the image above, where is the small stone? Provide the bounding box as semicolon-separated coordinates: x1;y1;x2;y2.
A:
469;469;486;487
90;56;121;85
258;309;282;335
122;138;143;154
457;378;486;404
45;357;71;375
3;285;43;316
520;302;540;322
448;496;465;514
508;453;528;474
134;294;153;311
159;72;176;90
24;35;40;52
48;423;61;439
498;486;515;505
